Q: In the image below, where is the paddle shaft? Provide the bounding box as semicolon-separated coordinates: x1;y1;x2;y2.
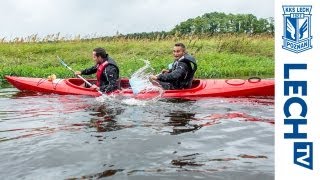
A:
58;57;103;95
66;66;94;87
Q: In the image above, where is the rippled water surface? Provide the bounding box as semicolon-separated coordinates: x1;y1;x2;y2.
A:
0;88;274;180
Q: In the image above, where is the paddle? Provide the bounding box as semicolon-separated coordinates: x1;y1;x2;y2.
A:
57;56;103;95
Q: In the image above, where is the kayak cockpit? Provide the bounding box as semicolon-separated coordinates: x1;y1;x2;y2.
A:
65;78;97;90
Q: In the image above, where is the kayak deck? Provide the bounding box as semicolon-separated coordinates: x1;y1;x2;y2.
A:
5;76;274;98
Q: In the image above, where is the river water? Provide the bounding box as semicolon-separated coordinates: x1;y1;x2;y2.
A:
0;88;274;180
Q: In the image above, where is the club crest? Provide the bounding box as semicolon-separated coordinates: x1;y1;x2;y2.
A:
282;6;312;53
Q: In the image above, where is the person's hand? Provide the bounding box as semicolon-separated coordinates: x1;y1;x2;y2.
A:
161;69;169;74
149;75;158;81
74;71;81;75
90;84;100;91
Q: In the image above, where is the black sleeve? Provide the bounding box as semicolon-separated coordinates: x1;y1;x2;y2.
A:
100;65;119;93
81;65;98;75
157;62;188;82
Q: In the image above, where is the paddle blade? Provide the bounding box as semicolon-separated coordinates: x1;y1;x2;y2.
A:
129;77;147;94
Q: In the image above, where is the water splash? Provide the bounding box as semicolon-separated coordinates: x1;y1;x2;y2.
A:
95;59;164;105
94;90;151;106
121;98;149;106
129;59;164;96
95;94;108;102
95;93;119;103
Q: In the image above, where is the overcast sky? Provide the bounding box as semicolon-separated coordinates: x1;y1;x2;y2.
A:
0;0;274;39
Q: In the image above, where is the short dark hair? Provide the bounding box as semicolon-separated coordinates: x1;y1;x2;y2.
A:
93;47;108;58
174;43;186;49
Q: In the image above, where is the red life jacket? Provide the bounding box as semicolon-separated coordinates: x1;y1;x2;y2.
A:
96;61;108;86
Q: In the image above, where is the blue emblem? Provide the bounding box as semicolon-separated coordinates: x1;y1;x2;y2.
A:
282;6;312;53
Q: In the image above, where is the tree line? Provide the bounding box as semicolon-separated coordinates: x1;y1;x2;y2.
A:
114;12;274;40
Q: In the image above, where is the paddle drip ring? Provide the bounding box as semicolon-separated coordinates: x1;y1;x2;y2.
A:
225;79;245;86
248;77;261;83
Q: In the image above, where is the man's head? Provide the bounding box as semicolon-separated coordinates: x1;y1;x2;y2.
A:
93;47;108;64
173;43;186;60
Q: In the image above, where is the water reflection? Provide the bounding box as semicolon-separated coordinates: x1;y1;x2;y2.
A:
0;89;274;179
86;104;131;133
163;110;274;136
67;169;124;179
199;112;274;126
171;153;204;167
10;91;43;98
164;111;201;135
89;105;124;120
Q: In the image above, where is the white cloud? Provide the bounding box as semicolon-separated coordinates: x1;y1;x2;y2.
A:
0;0;274;38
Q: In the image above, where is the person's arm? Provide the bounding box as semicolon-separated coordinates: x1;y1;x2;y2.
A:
157;62;188;82
80;65;98;75
161;69;170;74
100;65;119;93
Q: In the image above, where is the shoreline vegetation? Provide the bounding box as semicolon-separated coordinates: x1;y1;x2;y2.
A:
0;12;274;88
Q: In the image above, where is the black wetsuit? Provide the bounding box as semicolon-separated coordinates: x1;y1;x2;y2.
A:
157;54;197;90
81;57;119;93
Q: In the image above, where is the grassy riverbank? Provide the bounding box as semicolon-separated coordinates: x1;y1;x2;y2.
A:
0;34;274;87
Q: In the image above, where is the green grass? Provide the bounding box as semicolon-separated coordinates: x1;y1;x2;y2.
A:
0;34;274;87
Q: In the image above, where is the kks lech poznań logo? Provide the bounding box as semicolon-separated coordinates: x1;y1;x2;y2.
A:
282;5;312;53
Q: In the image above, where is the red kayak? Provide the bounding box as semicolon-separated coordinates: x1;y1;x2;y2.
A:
5;76;274;98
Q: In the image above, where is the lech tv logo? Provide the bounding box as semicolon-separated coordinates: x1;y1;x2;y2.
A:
282;5;312;53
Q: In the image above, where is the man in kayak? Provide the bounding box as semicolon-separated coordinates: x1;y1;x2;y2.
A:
75;47;119;93
150;43;197;90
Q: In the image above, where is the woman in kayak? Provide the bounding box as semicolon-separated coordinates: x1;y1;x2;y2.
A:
150;43;197;90
75;47;119;93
